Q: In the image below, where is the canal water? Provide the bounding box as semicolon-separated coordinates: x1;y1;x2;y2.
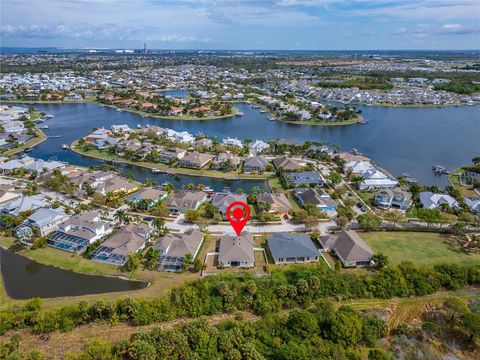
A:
0;248;148;299
19;101;480;186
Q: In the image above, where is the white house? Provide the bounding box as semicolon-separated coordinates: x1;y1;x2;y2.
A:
223;137;243;147
20;207;69;236
250;139;270;154
419;192;460;210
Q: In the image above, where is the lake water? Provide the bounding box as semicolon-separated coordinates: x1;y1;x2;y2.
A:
0;248;148;299
25;102;264;192
26;102;480;186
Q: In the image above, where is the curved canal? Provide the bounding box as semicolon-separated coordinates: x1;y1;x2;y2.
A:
1;248;148;299
26;101;480;186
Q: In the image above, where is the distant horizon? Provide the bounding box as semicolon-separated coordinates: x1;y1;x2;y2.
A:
2;46;479;52
2;1;479;50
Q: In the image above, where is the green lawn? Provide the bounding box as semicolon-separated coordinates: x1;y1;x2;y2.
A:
356;190;375;204
0;236;124;277
361;231;480;266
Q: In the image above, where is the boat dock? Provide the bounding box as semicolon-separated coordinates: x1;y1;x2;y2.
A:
432;165;451;175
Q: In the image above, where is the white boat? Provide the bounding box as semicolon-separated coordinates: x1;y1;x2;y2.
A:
137;124;142;129
38;125;49;129
62;144;70;150
151;168;161;174
235;112;244;116
116;108;123;112
260;110;267;113
432;165;450;175
268;116;276;121
44;114;54;119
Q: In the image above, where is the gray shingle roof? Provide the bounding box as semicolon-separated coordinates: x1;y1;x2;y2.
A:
320;231;374;263
218;233;254;264
268;232;319;260
152;229;204;258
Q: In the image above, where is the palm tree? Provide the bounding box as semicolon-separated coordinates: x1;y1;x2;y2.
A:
152;217;165;232
76;203;91;212
350;175;364;189
472;156;480;165
136;199;152;211
197;183;206;191
114;209;127;224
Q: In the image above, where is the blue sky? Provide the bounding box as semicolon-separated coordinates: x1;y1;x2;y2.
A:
1;0;479;50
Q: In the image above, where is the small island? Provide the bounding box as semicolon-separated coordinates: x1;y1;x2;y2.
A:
97;90;239;121
252;95;364;126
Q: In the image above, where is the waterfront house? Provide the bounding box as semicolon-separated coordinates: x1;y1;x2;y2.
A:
334;152;370;164
374;188;412;211
459;170;480;186
284;171;324;187
0;194;49;217
250;140;270;154
47;211;113;253
194;138;213;148
212;153;242;171
256;192;292;217
93;137;118;150
359;170;398;190
18;207;69;237
166;191;208;214
319;230;374;268
267;232;319;265
85;128;111;142
243;156;268;173
125;187;168;209
158;148;187;163
0;157;65;175
345;161;398;190
178;152;215;169
3;121;24;133
419;191;460;211
89;173;137;195
211;192;247;217
111;124;132;134
91;223;150;266
165;129;194;144
272;156;303;172
63;93;83;102
465;197;480;213
222;137;243;147
298;109;312;120
152;229;204;271
218;233;254;268
295;188;337;212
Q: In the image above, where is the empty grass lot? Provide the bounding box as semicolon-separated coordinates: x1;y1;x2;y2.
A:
361;231;480;266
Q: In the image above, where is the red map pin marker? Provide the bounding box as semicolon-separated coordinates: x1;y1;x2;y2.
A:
226;201;250;236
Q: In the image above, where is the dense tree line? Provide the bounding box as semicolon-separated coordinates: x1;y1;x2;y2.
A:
1;262;479;336
59;303;388;360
